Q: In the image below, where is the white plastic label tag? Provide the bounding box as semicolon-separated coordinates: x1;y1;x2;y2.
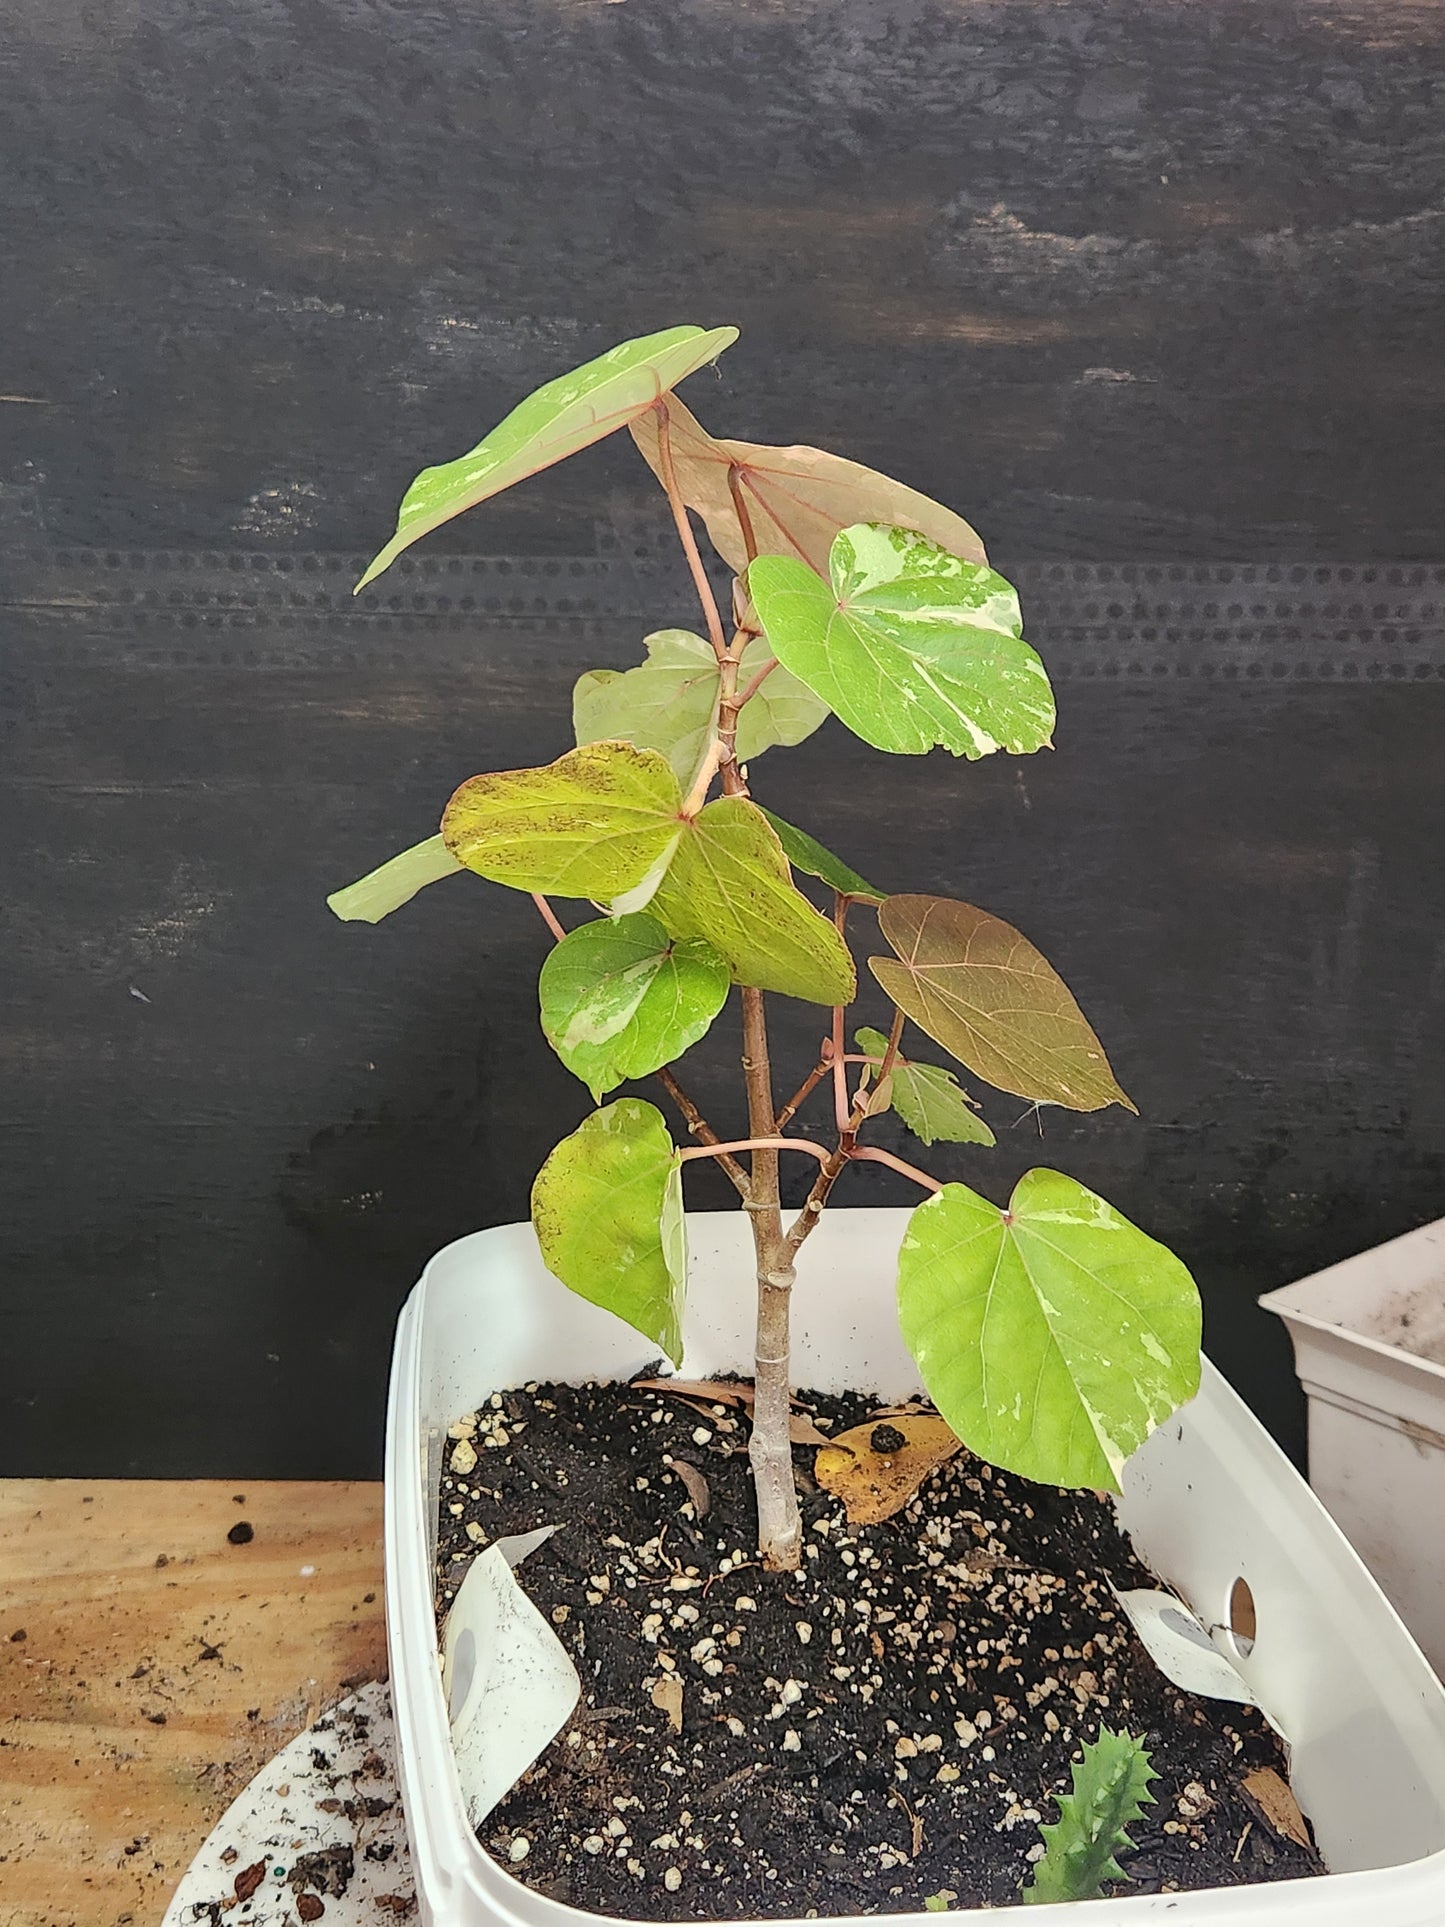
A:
1112;1586;1289;1741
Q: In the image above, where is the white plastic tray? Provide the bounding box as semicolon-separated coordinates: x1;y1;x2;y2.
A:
386;1209;1445;1927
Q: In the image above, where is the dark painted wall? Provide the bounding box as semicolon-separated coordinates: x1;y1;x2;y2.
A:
3;0;1444;1477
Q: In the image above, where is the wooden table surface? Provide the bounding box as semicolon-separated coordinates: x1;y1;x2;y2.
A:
0;1482;386;1927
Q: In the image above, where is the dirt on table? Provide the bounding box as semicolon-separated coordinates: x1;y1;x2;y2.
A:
434;1379;1323;1919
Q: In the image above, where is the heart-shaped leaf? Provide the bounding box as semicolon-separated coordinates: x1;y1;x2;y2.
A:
870;895;1133;1113
760;810;884;903
629;393;987;577
574;631;826;786
651;797;856;1005
750;524;1055;760
327;834;463;924
531;1099;687;1364
539;913;731;1100
896;1170;1201;1491
357;325;738;591
855;1027;996;1147
442;742;683;903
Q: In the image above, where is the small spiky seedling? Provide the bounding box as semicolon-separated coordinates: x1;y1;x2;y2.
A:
331;323;1205;1572
1024;1728;1158;1905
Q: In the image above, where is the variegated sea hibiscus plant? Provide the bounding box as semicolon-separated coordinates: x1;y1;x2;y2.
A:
332;325;1202;1571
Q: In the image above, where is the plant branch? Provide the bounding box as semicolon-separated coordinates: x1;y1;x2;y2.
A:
677;1135;830;1166
775;1043;833;1131
656;1066;748;1198
727;465;760;566
655;402;727;661
735;655;780;708
849;1145;943;1193
531;892;566;943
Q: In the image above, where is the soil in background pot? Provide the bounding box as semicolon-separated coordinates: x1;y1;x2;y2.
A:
434;1380;1323;1919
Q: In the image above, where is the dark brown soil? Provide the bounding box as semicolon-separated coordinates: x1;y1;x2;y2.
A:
434;1380;1323;1919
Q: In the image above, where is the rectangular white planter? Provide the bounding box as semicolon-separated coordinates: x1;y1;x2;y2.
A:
386;1209;1445;1927
1260;1216;1445;1679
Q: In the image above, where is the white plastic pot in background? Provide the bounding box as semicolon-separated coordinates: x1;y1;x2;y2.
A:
387;1209;1445;1927
1261;1215;1445;1679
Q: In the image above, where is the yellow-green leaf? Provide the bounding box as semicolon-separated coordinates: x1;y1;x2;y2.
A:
326;834;463;924
870;895;1133;1113
749;524;1054;760
651;797;856;1005
629;392;987;577
539;913;730;1100
531;1100;687;1364
761;811;884;902
357;325;738;591
854;1027;995;1147
896;1170;1201;1492
441;742;683;902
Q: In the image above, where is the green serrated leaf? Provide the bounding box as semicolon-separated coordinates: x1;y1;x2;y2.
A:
539;913;730;1100
854;1027;995;1148
530;1099;687;1364
749;524;1054;760
1025;1729;1158;1904
870;894;1134;1114
896;1170;1201;1492
651;797;856;1006
759;810;884;903
441;741;683;902
327;834;463;924
629;391;988;578
356;325;738;591
574;632;826;787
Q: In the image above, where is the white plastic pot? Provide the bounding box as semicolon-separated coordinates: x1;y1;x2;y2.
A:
1260;1216;1445;1679
386;1209;1445;1927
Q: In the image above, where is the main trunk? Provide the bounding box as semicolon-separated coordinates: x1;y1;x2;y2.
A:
740;985;803;1571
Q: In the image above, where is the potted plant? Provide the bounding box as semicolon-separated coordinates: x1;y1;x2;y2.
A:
332;326;1445;1924
1261;1220;1445;1678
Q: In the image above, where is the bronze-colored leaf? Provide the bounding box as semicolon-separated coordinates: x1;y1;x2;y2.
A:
870;894;1135;1114
234;1861;267;1903
1240;1768;1311;1850
814;1413;963;1524
629;393;987;578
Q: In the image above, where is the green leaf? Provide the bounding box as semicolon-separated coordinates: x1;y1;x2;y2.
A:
651;797;856;1005
539;913;730;1100
573;632;826;787
1025;1729;1157;1904
327;834;463;924
749;524;1055;760
629;392;988;578
357;325;738;591
530;1099;687;1364
759;810;884;902
854;1027;995;1148
896;1169;1202;1492
870;894;1134;1114
441;741;684;904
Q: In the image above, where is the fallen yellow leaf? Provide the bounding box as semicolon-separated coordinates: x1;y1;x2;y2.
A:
815;1413;963;1524
1240;1767;1311;1850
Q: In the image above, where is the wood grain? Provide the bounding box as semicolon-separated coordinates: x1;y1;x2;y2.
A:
0;1481;385;1927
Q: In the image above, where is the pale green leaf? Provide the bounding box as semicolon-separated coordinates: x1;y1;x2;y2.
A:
629;392;988;577
530;1099;687;1364
1025;1729;1157;1904
574;632;827;786
749;524;1055;760
896;1169;1202;1492
650;796;856;1005
759;810;883;902
854;1027;995;1147
327;834;463;924
441;741;683;901
871;894;1133;1114
539;913;730;1100
357;325;738;591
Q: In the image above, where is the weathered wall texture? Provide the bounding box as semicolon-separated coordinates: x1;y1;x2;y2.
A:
3;0;1444;1475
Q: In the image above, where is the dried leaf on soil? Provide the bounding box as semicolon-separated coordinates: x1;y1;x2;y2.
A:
651;1673;685;1734
668;1458;711;1516
815;1413;963;1523
1240;1767;1311;1849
